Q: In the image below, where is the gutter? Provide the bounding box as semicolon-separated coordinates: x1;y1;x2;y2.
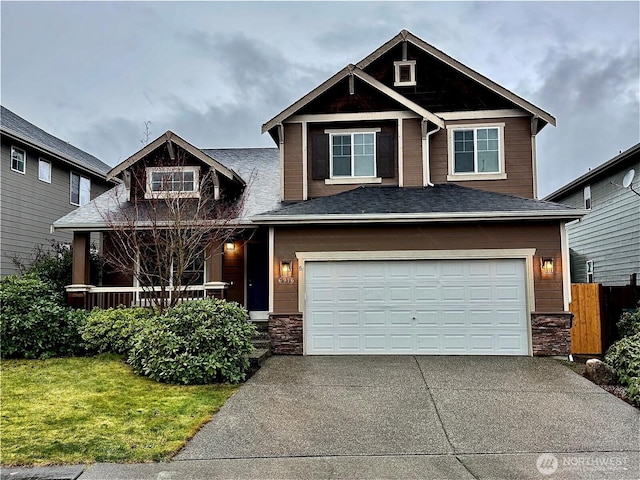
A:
251;209;588;225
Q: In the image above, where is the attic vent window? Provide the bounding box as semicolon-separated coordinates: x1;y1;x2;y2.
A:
394;60;416;86
145;166;200;199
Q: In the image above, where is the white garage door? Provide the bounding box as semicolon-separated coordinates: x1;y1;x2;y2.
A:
305;258;529;355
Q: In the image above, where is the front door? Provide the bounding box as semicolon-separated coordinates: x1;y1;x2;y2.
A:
247;241;269;313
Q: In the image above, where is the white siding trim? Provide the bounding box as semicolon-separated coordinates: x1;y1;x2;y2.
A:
268;227;275;313
288;111;420;123
560;222;571;310
435;109;527;120
302;121;308;200
398;118;404;187
278;124;285;201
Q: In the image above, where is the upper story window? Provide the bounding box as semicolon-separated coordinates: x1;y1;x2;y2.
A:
11;146;26;174
394;60;416;86
38;159;51;183
145;166;200;199
312;128;394;184
583;185;592;209
70;172;91;206
330;130;378;178
447;124;506;181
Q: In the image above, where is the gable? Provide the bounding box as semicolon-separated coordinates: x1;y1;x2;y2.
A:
362;41;517;113
357;30;555;129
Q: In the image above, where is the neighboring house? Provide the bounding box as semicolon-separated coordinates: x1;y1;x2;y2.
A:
1;106;113;277
54;30;585;357
544;143;640;286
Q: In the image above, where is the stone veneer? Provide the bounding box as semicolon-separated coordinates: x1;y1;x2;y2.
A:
531;312;573;356
269;312;303;355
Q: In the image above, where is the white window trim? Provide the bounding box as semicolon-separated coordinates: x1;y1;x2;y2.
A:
10;146;26;174
447;123;506;181
394;60;417;86
325;128;380;180
70;172;91;206
145;166;200;199
38;158;52;183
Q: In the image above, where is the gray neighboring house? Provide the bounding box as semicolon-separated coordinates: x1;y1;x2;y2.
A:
544;143;640;286
0;105;114;277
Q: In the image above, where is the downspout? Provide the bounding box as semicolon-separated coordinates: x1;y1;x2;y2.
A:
422;119;441;187
531;116;539;199
560;222;572;311
277;123;285;201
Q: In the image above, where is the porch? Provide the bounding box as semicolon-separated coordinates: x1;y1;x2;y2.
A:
65;229;270;316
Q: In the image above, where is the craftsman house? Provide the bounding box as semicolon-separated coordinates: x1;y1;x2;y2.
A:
54;30;585;356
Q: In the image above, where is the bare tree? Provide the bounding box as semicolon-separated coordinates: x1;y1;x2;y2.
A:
97;151;246;312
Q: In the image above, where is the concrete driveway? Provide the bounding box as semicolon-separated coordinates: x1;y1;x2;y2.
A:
80;356;639;479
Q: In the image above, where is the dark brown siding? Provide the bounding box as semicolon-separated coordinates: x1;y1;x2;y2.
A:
273;222;564;313
402;118;423;187
283;123;303;201
429;116;534;198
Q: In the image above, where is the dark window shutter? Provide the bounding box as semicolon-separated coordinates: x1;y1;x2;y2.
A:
376;132;394;178
312;134;329;180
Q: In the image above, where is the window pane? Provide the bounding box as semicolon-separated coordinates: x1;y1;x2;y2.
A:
353;133;375;176
477;151;499;172
454;152;474;173
79;177;91;205
333;156;351;176
477;129;487;140
476;128;499;173
11;148;25;173
39;160;51;182
71;173;80;204
354;154;375;176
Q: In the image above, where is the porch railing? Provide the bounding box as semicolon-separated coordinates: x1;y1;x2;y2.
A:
66;282;228;310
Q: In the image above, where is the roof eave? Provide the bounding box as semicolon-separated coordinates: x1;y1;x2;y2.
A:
1;126;112;180
544;143;640;201
251;209;587;225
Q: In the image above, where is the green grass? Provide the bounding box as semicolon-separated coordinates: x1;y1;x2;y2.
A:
0;354;238;466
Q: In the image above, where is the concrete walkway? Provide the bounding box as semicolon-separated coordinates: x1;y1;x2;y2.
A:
9;356;640;479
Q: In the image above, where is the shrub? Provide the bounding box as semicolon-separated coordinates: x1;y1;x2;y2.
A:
13;242;73;294
605;333;640;406
617;308;640;339
80;307;154;354
0;274;86;359
128;299;256;384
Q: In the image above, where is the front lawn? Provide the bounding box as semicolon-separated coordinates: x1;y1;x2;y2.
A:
0;354;237;466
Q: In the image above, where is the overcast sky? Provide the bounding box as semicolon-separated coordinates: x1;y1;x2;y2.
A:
2;1;638;197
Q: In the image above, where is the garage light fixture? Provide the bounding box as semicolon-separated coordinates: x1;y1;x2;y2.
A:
541;258;554;275
225;240;235;252
279;259;295;284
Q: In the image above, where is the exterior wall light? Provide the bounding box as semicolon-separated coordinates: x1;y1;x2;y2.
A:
279;259;295;284
225;240;235;252
541;258;554;275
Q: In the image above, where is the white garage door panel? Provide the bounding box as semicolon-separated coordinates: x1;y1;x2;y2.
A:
305;259;529;355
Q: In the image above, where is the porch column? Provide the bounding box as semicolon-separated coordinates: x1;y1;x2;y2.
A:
204;241;227;299
72;232;91;284
67;231;92;308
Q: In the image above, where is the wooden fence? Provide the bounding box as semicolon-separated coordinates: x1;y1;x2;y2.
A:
570;277;640;355
570;283;604;354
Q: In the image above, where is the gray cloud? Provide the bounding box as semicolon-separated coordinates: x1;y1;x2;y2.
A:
533;43;639;196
